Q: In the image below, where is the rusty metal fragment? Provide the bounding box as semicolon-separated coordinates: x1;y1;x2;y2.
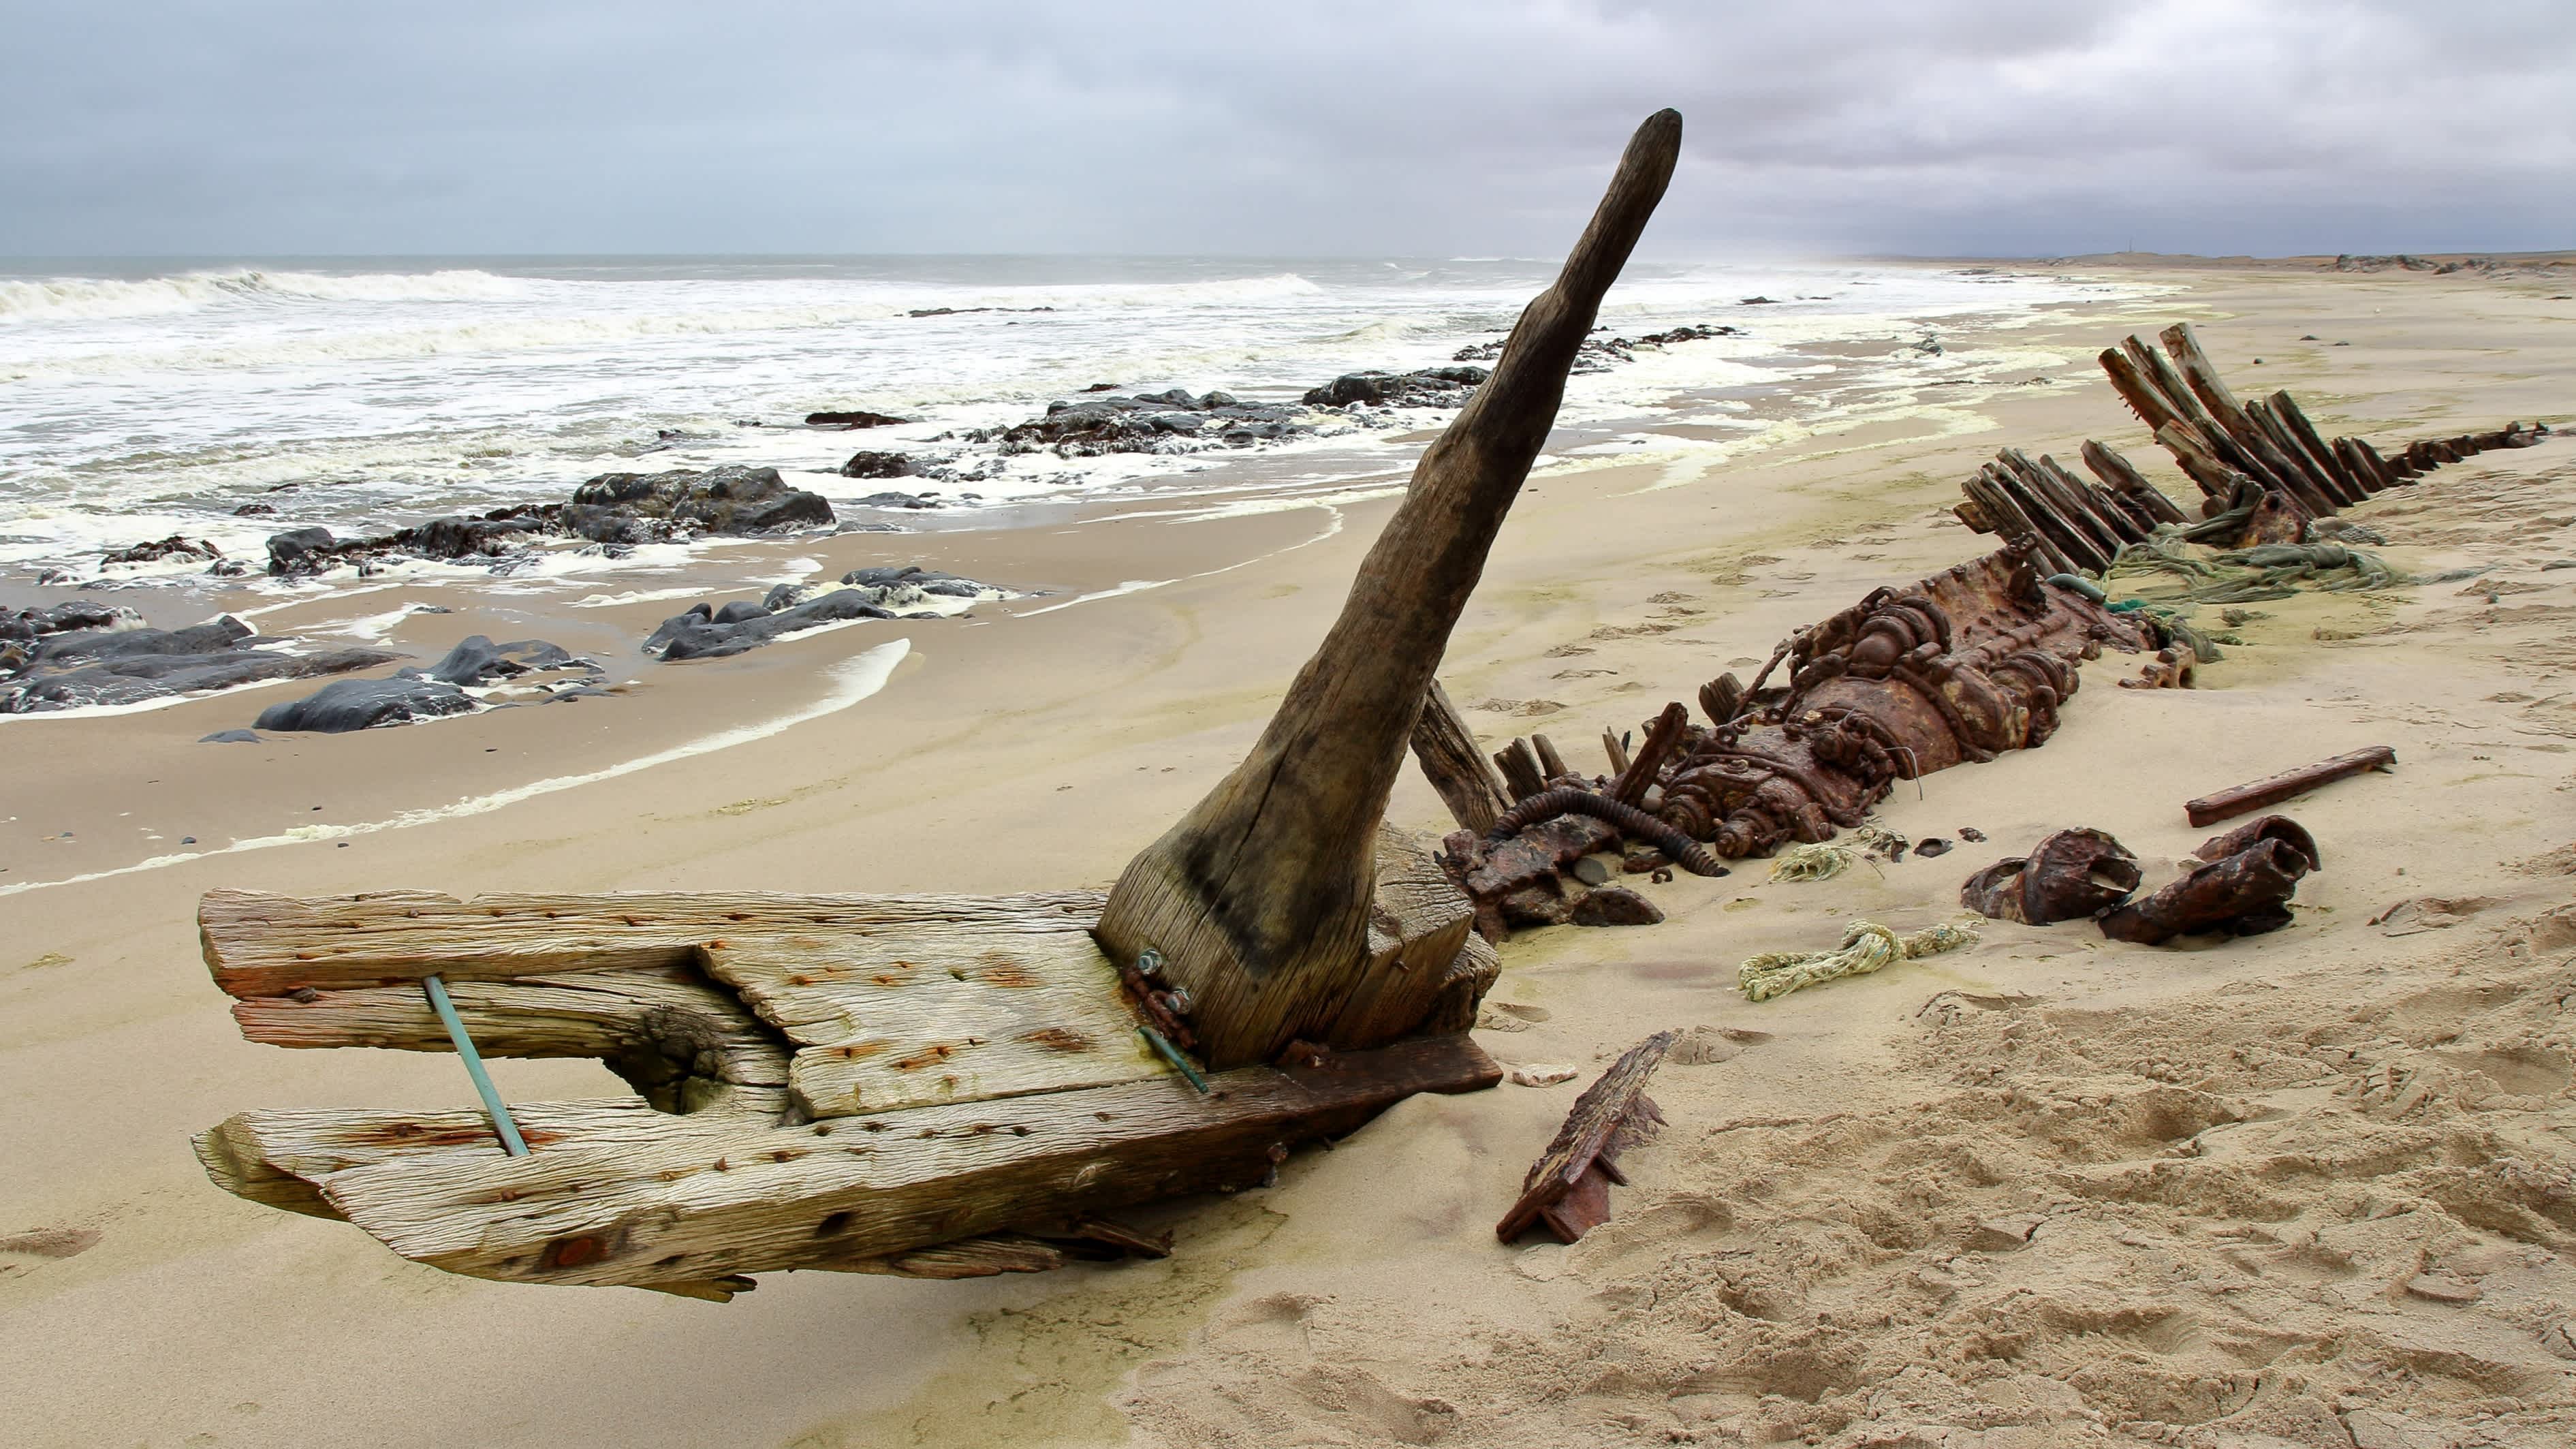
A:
2099;834;2314;944
1960;828;2143;924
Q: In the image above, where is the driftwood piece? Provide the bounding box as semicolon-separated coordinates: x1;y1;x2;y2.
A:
1494;738;1547;803
1090;110;1683;1069
2184;746;2396;828
1315;824;1483;1052
2152;422;2245;498
1985;462;2107;574
204;1033;1500;1291
1601;727;1632;777
1608;701;1689;807
1410;677;1509;834
1496;1029;1673;1244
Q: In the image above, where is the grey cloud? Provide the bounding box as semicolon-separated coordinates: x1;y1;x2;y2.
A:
1;1;2568;257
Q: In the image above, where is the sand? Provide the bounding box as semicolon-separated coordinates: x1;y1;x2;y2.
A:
4;260;2574;1448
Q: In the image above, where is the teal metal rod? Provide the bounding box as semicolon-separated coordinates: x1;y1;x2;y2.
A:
423;974;530;1156
1137;1025;1210;1094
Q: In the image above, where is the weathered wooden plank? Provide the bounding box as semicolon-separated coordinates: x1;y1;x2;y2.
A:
1409;677;1509;835
699;931;1167;1119
2271;392;2367;501
1496;1029;1672;1242
2184;745;2396;828
1609;701;1688;807
232;1033;1501;1288
194;1098;697;1219
200;888;1110;999
2151;422;2244;498
2079;440;2190;525
231;965;791;1115
1494;738;1547;803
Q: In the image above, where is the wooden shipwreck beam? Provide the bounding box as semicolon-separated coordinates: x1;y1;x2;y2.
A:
1090;109;1685;1070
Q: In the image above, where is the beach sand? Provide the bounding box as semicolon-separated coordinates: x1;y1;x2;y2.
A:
5;260;2574;1447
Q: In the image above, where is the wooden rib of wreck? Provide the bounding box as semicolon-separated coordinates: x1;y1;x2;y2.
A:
191;110;1689;1299
1429;542;2156;938
1957;321;2551;563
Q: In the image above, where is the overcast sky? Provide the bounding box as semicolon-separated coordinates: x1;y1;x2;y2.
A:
5;0;2570;259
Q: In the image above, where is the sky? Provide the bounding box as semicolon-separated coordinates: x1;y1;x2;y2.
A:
3;0;2571;259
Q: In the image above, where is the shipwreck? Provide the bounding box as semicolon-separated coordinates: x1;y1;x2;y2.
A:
193;111;1688;1299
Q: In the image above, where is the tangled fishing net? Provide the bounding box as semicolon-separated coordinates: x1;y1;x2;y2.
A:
2105;535;2406;606
1736;919;1981;1002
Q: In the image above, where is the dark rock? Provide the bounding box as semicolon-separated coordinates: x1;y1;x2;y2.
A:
232;502;278;517
254;676;478;733
906;306;1053;318
1741;296;1779;305
646;591;897;661
404;636;590;687
971;388;1306;457
266;527;342;576
1914;837;1953;858
200;730;262;744
1081;381;1119;392
1569;855;1614;887
1302;366;1488;409
1570;887;1664;926
806;409;909;429
761;582;815;611
563;465;834;544
1;604;401;713
710;601;770;625
102;535;221;566
838;450;919;480
852;491;939;509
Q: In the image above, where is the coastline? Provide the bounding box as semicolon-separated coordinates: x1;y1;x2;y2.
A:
5;258;2574;1446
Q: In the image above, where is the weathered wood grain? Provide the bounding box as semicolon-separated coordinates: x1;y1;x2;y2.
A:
211;1033;1499;1288
199;888;1110;999
230;965;791;1116
1409;677;1509;834
2080;440;2190;525
1319;824;1479;1051
700;930;1167;1119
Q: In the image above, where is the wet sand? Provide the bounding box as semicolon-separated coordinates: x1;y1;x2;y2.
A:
5;260;2574;1447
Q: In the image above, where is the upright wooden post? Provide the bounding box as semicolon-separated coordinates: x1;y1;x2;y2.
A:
1091;111;1686;1069
1409;678;1509;834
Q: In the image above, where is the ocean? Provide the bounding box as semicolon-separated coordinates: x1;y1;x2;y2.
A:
0;254;2141;599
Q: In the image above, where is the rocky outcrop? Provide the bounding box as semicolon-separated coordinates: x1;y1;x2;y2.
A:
1302;366;1489;409
559;465;834;545
261;468;834;577
838;451;920;480
969;388;1303;457
266;509;554;577
1451;322;1738;373
248;635;597;732
254;676;478;733
806;409;908;429
0;606;400;714
644;566;1009;661
100;535;222;566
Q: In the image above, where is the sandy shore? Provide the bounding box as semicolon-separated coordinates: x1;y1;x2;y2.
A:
5;260;2574;1448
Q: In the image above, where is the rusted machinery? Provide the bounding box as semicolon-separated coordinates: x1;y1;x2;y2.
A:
1426;542;2156;936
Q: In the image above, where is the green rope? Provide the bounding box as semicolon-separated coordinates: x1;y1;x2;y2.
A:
1738;920;1981;1003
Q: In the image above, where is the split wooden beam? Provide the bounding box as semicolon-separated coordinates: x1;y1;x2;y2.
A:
1496;1029;1673;1244
2079;441;2189;525
1608;701;1689;807
1409;676;1510;834
1494;738;1547;803
2184;745;2396;828
1091;109;1688;1070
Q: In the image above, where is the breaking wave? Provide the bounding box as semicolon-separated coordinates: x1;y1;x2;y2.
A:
0;268;528;323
